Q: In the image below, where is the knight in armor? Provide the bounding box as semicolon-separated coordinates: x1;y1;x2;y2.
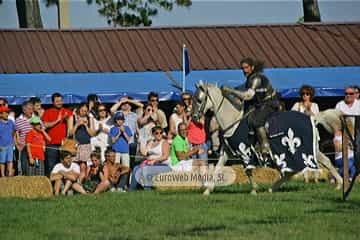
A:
222;57;279;159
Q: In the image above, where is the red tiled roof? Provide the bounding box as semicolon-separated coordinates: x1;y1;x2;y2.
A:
0;23;360;74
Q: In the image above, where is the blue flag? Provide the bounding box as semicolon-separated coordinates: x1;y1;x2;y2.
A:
183;47;190;76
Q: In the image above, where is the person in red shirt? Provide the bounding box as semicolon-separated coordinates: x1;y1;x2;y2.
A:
25;116;51;176
42;93;72;176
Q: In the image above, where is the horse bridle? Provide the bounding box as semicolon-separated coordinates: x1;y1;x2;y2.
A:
196;84;241;134
195;84;224;120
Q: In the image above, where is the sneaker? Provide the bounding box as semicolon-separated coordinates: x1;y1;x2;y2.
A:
110;187;116;192
117;188;127;193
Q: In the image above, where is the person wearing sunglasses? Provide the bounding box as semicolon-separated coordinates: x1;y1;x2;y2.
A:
91;104;112;163
129;125;172;191
335;86;360;116
291;85;319;117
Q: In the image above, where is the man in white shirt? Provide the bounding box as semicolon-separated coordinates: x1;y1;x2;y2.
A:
50;151;80;195
335;86;360;116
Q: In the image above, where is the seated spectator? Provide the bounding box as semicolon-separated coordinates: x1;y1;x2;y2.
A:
50;151;81;196
91;104;112;162
103;148;130;192
68;103;96;182
170;122;206;172
25;116;51;176
353;85;360;100
75;151;110;194
291;85;319;116
335;86;360;116
129;126;172;191
0;106;17;177
168;101;187;140
333;129;356;181
109;112;132;167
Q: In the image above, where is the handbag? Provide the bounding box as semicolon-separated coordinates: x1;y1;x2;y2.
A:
60;138;79;154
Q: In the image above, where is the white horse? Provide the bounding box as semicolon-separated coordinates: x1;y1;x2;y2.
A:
192;81;343;195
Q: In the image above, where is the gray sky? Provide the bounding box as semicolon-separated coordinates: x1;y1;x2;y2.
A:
0;0;360;29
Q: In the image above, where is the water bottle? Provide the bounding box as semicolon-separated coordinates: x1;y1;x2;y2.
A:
35;159;40;168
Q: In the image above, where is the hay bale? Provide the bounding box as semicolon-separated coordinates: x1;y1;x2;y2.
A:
231;165;280;184
0;176;53;198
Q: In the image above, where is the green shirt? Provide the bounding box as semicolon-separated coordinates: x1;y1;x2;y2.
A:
170;135;189;166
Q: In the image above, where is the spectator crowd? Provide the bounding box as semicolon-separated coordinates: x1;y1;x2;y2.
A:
0;84;359;195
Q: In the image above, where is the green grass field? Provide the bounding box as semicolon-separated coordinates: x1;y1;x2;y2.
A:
0;181;359;240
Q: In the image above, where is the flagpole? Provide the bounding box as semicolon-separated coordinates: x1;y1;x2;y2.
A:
182;44;186;93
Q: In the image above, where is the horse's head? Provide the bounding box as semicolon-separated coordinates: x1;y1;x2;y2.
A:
192;80;221;122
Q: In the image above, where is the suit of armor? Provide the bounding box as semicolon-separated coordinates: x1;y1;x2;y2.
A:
223;71;279;159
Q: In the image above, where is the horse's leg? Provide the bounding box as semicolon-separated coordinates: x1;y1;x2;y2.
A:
244;168;258;195
316;151;343;190
203;150;228;195
269;171;296;193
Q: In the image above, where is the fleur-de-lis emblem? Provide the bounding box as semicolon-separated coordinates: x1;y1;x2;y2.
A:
238;142;251;164
281;128;301;154
302;153;317;169
274;153;293;175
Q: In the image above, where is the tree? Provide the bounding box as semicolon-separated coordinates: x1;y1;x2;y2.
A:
89;0;192;27
46;0;191;27
303;0;321;22
16;0;43;28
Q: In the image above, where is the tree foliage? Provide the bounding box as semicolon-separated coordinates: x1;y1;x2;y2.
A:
45;0;191;27
88;0;192;27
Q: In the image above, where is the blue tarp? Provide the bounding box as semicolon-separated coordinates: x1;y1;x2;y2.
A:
0;66;359;104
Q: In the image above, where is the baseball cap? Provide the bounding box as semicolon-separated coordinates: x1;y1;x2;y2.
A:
114;112;125;121
0;106;10;113
30;116;41;125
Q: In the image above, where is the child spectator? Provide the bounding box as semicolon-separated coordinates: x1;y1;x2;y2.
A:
50;151;80;196
103;148;130;192
29;97;44;118
0;106;17;177
109;112;132;167
25;116;51;176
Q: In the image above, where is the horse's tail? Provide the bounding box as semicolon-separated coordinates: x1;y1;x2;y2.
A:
313;109;343;134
